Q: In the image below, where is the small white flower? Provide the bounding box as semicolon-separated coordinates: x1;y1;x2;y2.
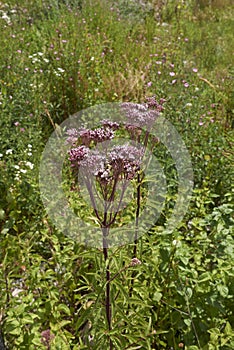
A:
14;165;20;169
27;152;32;156
0;153;3;157
32;57;39;63
12;288;23;297
1;13;11;24
25;161;34;169
90;56;95;61
185;103;192;107
172;240;178;246
37;52;43;56
6;149;13;155
57;67;65;73
28;144;32;148
20;169;27;173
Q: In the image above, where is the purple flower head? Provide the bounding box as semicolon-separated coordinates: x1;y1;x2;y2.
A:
66;128;79;145
101;119;120;130
160;98;167;105
80;150;105;175
94;160;112;185
108;144;143;180
121;102;158;130
41;329;54;348
125;124;142;139
68;145;89;167
66;125;115;148
92;127;114;143
79;128;93;146
77;144;143;186
130;257;142;266
145;96;166;113
78;127;114;146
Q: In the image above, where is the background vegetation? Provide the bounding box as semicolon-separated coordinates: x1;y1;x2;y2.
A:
0;0;233;349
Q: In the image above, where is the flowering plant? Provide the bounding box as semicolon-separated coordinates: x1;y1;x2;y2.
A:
66;97;164;349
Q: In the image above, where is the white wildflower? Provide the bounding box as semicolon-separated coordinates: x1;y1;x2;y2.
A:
12;288;23;297
25;161;34;169
0;11;11;24
6;149;13;155
20;169;27;173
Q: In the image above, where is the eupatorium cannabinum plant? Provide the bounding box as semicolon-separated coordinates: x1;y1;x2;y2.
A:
66;97;165;349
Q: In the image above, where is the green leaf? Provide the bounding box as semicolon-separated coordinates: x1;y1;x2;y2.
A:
186;287;193;299
217;285;229;297
198;272;211;283
184;318;191;327
153;291;162;302
224;322;233;335
57;303;71;316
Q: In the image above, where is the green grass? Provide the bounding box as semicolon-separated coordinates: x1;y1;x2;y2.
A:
0;0;233;349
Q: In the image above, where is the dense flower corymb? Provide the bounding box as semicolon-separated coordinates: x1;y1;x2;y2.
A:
66;126;115;146
70;144;143;181
66;128;79;145
121;98;164;130
101;119;120;130
108;144;143;180
68;145;89;166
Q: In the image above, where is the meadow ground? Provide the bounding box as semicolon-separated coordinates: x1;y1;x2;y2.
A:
0;1;233;349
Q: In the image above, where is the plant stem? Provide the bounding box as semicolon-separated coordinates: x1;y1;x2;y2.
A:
123;172;142;336
102;227;113;350
133;172;141;257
